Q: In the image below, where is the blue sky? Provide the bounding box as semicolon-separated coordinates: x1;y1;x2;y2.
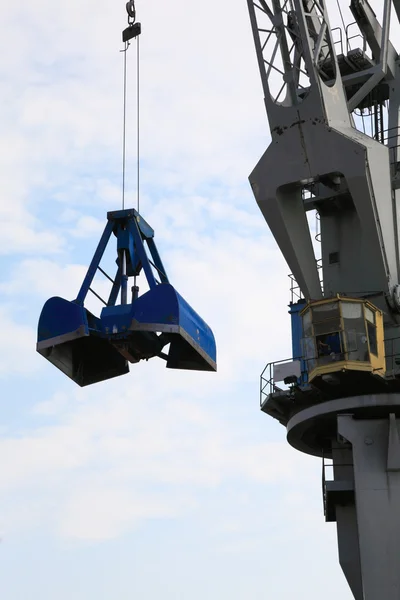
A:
0;0;384;597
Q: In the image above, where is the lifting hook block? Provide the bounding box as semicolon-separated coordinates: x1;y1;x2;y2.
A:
122;21;141;43
126;1;136;21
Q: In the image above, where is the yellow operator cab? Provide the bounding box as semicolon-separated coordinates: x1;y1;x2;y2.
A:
301;296;385;388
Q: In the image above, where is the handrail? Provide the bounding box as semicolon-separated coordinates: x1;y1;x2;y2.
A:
260;356;303;407
330;27;344;58
345;21;367;54
288;259;323;304
261;334;400;404
383;335;400;378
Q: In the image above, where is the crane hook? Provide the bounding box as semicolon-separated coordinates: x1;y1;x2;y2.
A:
126;1;136;23
122;0;141;43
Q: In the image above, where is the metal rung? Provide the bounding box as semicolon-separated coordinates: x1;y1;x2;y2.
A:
148;259;167;279
89;288;108;306
97;266;115;284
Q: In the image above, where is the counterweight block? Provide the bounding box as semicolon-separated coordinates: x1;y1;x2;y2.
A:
36;209;216;386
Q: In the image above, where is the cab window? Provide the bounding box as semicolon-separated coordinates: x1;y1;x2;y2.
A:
365;306;377;356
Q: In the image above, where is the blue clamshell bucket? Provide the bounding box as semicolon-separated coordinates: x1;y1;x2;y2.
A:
36;208;216;385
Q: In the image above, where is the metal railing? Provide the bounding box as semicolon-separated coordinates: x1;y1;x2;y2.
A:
261;336;400;406
260;357;303;406
322;456;333;518
383;335;400;378
319;23;367;70
289;274;303;304
330;27;343;58
322;456;354;519
380;127;400;174
345;22;367;54
260;353;341;405
289;260;324;304
324;21;367;56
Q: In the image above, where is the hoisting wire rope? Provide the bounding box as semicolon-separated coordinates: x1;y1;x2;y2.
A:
120;1;142;298
121;1;141;213
136;34;140;214
121;40;129;210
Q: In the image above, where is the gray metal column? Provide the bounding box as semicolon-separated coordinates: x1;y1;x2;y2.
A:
336;412;400;600
331;443;363;600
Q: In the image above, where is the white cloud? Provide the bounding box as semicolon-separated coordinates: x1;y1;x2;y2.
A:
0;220;64;256
58;485;196;541
0;258;114;318
69;215;105;238
0;307;42;377
0;374;316;541
1;259;86;300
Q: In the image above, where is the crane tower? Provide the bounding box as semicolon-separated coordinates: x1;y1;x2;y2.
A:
247;0;400;597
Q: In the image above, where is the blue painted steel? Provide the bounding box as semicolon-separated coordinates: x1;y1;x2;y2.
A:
147;238;168;284
127;216;158;289
36;208;217;385
136;213;154;238
107;267;122;306
37;297;129;386
289;300;308;384
76;220;114;305
38;297;89;343
100;283;216;369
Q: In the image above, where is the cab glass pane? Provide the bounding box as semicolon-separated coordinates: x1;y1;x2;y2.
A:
302;309;313;337
313;319;341;335
312;302;341;335
367;322;378;356
341;302;362;320
365;306;375;324
312;302;340;322
341;301;368;361
302;336;315;357
302;337;316;371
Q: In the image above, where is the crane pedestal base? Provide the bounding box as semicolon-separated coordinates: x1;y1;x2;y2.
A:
287;394;400;600
286;393;400;457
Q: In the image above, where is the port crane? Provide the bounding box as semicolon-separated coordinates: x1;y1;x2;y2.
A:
247;0;400;597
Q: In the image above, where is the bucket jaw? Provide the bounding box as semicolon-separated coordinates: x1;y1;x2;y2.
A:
100;283;216;371
36;209;216;386
37;297;128;387
131;284;216;371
